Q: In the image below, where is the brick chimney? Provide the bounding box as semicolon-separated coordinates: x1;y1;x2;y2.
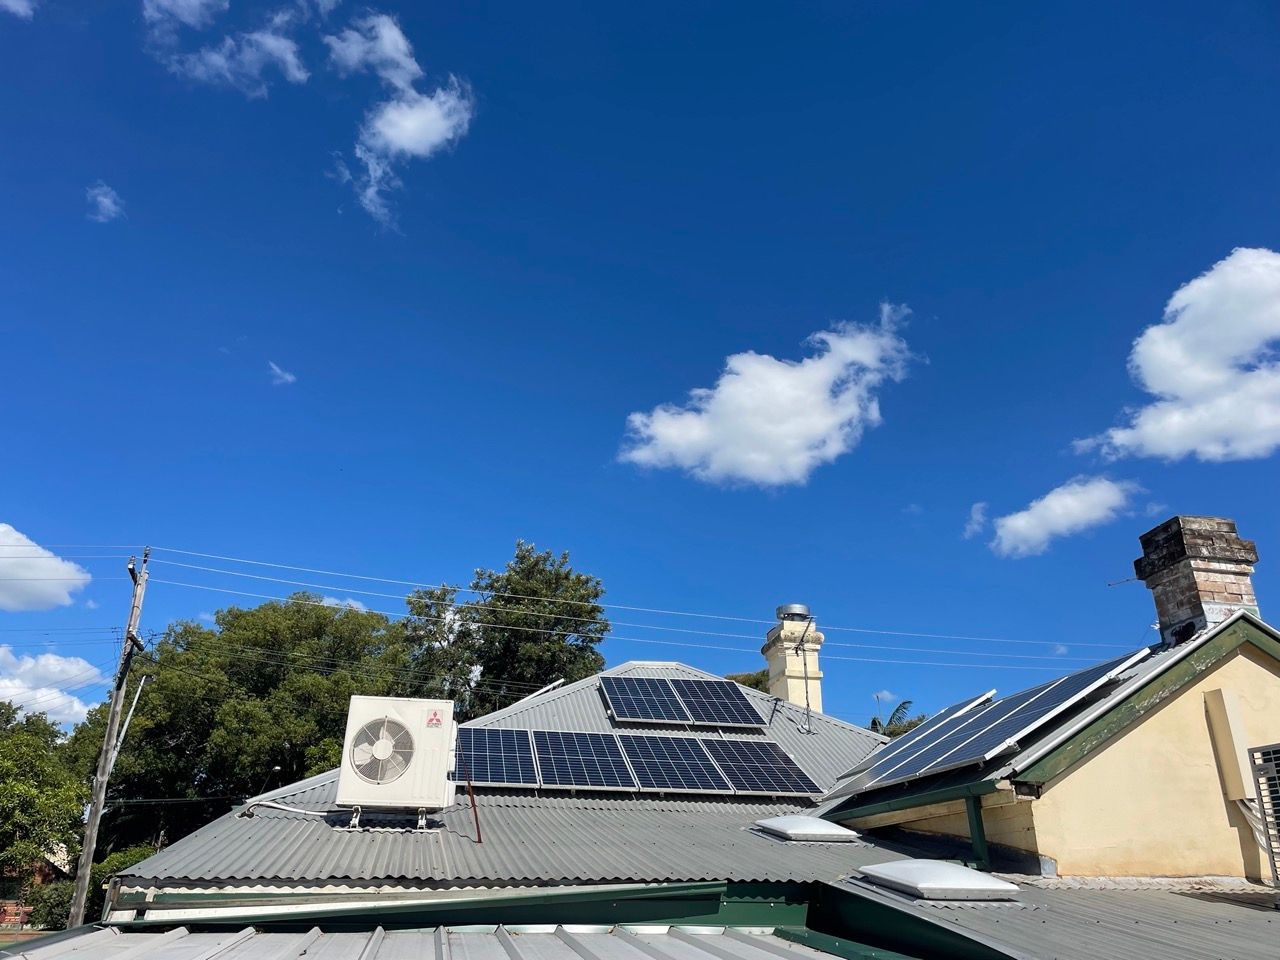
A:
762;604;824;711
1134;516;1260;646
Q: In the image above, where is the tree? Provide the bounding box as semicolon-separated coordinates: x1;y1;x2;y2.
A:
725;669;769;693
26;844;153;930
62;541;612;850
0;704;85;904
869;700;927;737
445;541;609;717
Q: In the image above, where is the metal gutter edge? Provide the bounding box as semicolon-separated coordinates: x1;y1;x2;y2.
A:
818;779;1002;822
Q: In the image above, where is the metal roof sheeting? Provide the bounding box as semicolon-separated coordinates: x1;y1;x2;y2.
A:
915;884;1279;960
120;780;904;886
5;925;859;960
120;661;888;889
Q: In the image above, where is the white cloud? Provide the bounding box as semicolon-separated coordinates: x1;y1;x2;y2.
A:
268;360;297;385
620;305;910;486
990;476;1139;558
324;13;421;92
872;689;897;703
143;0;227;29
0;525;92;612
1052;644;1070;656
84;598;99;610
0;646;104;725
324;14;473;225
166;17;309;98
321;596;367;611
1078;248;1280;462
0;0;36;19
86;182;125;223
198;611;216;623
962;501;988;539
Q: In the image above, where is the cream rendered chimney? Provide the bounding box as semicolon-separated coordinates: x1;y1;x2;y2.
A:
1134;516;1260;646
762;604;824;711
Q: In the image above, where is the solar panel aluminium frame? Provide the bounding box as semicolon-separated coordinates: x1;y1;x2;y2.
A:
530;729;641;792
865;648;1150;791
598;676;694;726
452;726;541;788
669;678;766;728
836;691;996;785
699;735;824;797
615;732;735;795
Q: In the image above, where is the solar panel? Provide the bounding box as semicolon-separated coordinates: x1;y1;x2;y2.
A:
670;679;763;727
531;730;637;790
837;692;995;782
618;735;732;793
452;727;539;786
700;738;821;795
861;650;1149;792
600;676;692;724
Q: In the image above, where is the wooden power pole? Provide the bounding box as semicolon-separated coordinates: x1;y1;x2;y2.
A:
67;547;150;927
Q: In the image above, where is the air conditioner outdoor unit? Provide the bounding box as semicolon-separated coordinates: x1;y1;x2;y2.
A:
336;696;457;812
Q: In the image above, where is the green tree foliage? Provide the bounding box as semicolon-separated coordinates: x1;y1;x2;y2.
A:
434;541;609;716
0;704;85;898
725;669;769;693
61;541;611;852
869;700;927;737
26;844;154;930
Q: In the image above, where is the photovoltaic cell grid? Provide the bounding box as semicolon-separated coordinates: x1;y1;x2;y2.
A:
451;727;538;786
700;738;821;795
619;734;731;792
849;650;1148;793
532;730;637;789
600;676;692;724
670;678;764;726
837;692;994;782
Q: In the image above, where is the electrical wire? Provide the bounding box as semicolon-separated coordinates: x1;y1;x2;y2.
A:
148;578;1076;672
149;545;1123;648
146;560;1097;662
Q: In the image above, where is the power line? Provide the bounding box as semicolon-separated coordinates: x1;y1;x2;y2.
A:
147;545;1129;649
146;560;1097;662
149;578;1076;673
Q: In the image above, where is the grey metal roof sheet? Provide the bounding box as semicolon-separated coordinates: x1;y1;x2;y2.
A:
120;777;905;886
5;925;856;960
871;881;1280;960
119;661;887;889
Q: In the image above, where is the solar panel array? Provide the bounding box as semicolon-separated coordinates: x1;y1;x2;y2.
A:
600;676;763;728
840;649;1149;795
451;727;538;786
451;726;821;796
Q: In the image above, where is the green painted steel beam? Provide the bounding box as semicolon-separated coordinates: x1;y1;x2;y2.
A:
820;778;1000;822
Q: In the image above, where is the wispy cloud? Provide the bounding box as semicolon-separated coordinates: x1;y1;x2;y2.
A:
0;0;37;19
0;524;92;611
198;611;216;623
872;689;898;703
962;501;988;539
0;646;104;724
990;476;1138;558
621;304;911;487
1052;644;1070;656
268;360;297;385
161;10;308;98
143;0;228;30
1077;247;1280;463
86;182;126;222
322;595;367;611
323;14;473;225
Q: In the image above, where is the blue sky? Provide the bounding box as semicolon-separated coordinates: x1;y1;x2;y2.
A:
2;1;1279;730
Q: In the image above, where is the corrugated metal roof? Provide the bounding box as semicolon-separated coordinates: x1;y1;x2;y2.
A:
4;924;863;960
877;881;1280;960
119;661;887;889
120;777;905;886
469;661;885;791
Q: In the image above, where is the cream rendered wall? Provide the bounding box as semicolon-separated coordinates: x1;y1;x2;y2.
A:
849;644;1280;878
1029;644;1280;878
